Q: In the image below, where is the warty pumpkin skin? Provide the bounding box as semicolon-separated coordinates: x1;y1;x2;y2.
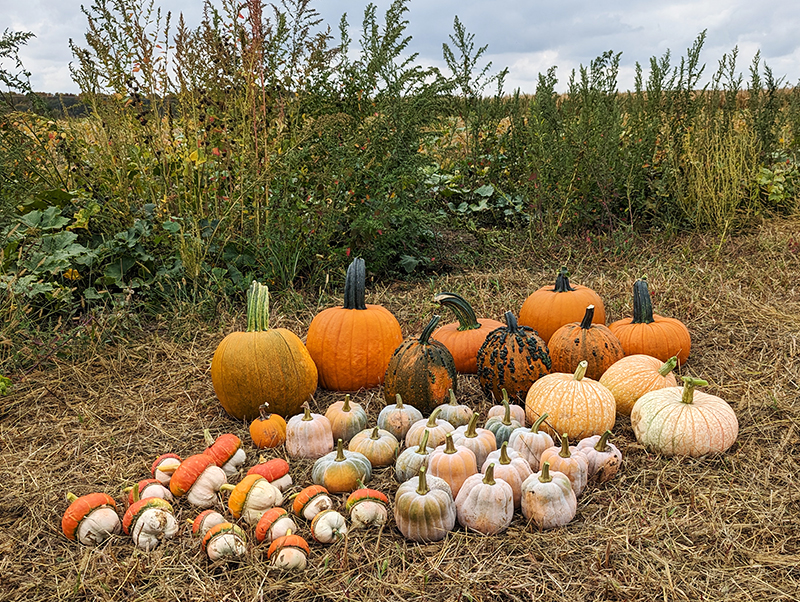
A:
608;277;691;365
599;354;678;416
548;305;624;380
383;315;458;415
432;292;504;374
211;281;318;420
306;258;403;391
519;267;606;344
476;311;552;404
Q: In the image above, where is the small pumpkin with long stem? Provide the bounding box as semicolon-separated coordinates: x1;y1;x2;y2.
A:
221;474;283;525
485;389;523;447
547;305;624;380
520;461;577;530
62;492;121;545
431;291;504;374
348;426;399;468
249;403;287;449
477;311;551;403
203;431;246;478
312;438;373;493
631;376;738;456
286;402;334;460
383;315;458;415
404;407;455;449
395;429;435;482
202;522;247;561
508;413;554;471
455;463;514;535
268;529;310;570
481;441;532;509
577;430;622;483
451;413;497;468
377;393;423;442
428;432;478;498
434;388;474;428
169;454;228;508
609;277;691;365
394;466;457;542
599;355;678;416
325;394;368;443
211;281;318;419
539;433;589;497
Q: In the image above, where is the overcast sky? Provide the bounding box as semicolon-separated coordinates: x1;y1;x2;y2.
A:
3;0;799;94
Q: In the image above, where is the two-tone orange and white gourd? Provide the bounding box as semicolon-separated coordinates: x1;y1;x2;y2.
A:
481;442;532;510
150;453;181;486
202;522;247;561
427;433;478;498
292;485;334;521
520;461;577;530
268;530;310;570
394;466;456;543
346;488;390;529
325;394;368;443
61;492;121;545
451;413;497;468
204;431;246;478
122;497;179;551
377;394;423;442
507;413;554;471
348;426;399;468
539;434;589;497
395;429;435;482
576;430;622;483
255;507;298;544
221;474;283;525
286;402;334;460
455;463;514;535
169;454;228;508
189;509;226;539
124;479;173;506
599;354;678;416
310;509;348;543
247;457;292;492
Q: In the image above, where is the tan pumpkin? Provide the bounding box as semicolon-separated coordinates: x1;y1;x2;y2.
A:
427;433;478;498
451;413;497;468
599;354;678;415
434;388;474;428
325;394;368;443
404;407;455;449
520;461;577;530
576;430;622;483
454;464;514;535
481;441;532;509
395;429;434;482
377;393;424;442
285;402;334;460
539;434;589;497
507;413;554;471
311;439;372;493
394;466;457;542
525;360;616;440
348;426;400;468
547;305;624;380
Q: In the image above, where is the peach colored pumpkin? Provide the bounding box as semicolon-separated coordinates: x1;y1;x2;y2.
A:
481;442;532;509
285;402;334;460
539;433;589;497
455;464;514;535
507;413;554;471
451;413;497;468
428;433;478;498
599;355;678;416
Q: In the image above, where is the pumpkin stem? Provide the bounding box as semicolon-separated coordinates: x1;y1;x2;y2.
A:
558;433;571;458
444;433;457;454
499;441;511;465
579;305;595;330
203;428;215;446
219;484;236;492
245;281;271;332
539;461;552;483
416;429;430;453
594;430;613;452
416;466;430;496
66;492;78;504
427;407;442;427
531;412;548;433
258;404;271;421
573;361;588;381
132;482;141;503
370;426;380;440
448;389;458;406
553;267;576;293
302;402;313;421
680;376;708;404
501;389;512;425
395;393;404;408
342;394;352;412
658;356;678;377
335;439;346;462
419;315;441;344
433;292;481;331
483;463;496;485
343;258;367;310
631;278;655;324
465;412;479;438
503;311;520;333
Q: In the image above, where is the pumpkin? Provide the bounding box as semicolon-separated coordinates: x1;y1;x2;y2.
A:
481;441;532;509
395;429;434;482
377;393;423;442
311;438;373;493
325;394;368;443
404;407;455;449
169;454;228;508
520;461;577;530
507;413;554;471
221;474;283;525
267;529;310;570
525;360;616;440
249;404;287;449
519;266;606;343
122;497;179;550
394;466;457;542
476;311;551;403
485;389;523;447
348;426;399;468
255;507;298;544
434;388;474;428
427;433;479;498
247;457;292;492
124;479;173;506
211;281;318;419
346;488;390;529
451;413;497;468
150;453;181;486
383;315;458;415
631;376;739;456
548;305;624;380
608;277;691;365
62;492;120;545
190;510;226;539
455;464;514;535
292;485;333;521
310;509;349;543
203;431;246;478
431;291;504;373
285;402;334;460
306;257;403;391
202;522;247;561
599;354;678;415
539;433;590;497
487;402;525;427
576;430;622;483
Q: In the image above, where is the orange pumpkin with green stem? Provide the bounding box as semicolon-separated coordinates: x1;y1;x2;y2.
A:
547;305;624;380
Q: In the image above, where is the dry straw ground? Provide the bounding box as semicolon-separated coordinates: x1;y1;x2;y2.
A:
1;218;799;602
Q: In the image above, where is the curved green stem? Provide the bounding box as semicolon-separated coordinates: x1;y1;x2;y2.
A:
417;466;430;495
433;292;481;331
342;394;352;412
680;376;708;404
444;433;456;454
558;433;571;458
246;281;271;332
499;441;511;465
427;407;442;427
659;356;678;377
448;389;458;406
465;412;479;438
419;315;441;344
343;258;367;310
416;429;430;453
483;463;496;485
539;461;552;483
531;413;548;433
335;439;346;462
501;389;512;425
594;430;613;452
370;426;380;440
395;393;404;408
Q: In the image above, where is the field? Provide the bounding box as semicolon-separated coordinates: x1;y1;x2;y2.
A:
1;217;798;602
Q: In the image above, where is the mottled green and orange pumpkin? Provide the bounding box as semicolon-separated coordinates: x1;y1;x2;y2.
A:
547;305;624;380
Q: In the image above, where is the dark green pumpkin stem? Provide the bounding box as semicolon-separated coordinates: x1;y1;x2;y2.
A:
433;292;481;331
631;278;655;324
580;305;595;329
335;439;346;462
659;357;678;377
246;281;271;332
681;376;708;404
554;267;576;293
465;413;479;438
501;389;512;425
594;430;613;452
539;461;552;483
444;433;456;454
417;466;430;495
417;429;430;453
503;311;520;332
531;413;548;433
559;433;571;458
343;258;367;310
499;441;511;465
483;463;496;485
419;315;441;344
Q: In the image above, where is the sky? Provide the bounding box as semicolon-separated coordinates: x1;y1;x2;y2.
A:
2;0;800;94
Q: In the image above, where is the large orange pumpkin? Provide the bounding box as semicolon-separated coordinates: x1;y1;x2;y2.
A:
608;277;691;365
306;258;403;391
548;305;624;380
383;315;458;415
519;267;606;343
431;292;504;374
211;281;318;420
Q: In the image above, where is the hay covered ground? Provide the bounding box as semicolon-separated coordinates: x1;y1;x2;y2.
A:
1;219;799;602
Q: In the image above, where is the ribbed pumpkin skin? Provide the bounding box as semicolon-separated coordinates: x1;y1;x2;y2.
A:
432;318;505;374
519;268;606;344
548;306;624;380
212;328;318;420
599;355;678;415
383;317;458;416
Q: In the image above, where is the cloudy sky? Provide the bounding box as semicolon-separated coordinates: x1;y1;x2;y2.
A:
3;0;799;94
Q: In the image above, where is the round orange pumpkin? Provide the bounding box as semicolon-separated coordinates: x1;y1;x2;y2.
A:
608;277;691;365
599;354;678;415
519;267;606;344
211;281;318;420
249;404;288;449
306;258;403;391
548;305;624;380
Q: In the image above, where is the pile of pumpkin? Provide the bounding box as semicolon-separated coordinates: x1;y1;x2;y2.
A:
62;258;739;563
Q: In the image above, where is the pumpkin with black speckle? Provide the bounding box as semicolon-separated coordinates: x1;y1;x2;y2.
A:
547;305;624;380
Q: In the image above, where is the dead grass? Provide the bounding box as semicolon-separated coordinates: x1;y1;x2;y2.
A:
1;218;799;601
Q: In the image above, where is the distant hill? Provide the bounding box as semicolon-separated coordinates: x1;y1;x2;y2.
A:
6;92;89;117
